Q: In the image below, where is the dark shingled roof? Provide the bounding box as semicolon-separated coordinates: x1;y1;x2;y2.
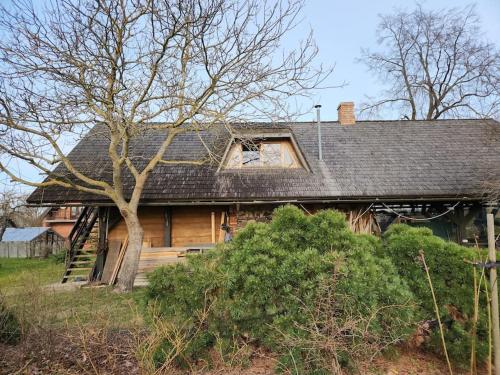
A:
27;119;500;204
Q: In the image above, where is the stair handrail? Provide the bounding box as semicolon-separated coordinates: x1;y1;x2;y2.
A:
69;206;90;242
68;207;97;263
62;206;99;283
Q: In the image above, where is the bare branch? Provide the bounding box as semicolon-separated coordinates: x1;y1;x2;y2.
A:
359;4;499;120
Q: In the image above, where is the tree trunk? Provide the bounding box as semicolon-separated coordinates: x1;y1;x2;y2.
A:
0;216;7;242
115;211;144;291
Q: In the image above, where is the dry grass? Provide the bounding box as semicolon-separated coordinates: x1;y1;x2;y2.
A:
0;258;144;329
0;258;146;374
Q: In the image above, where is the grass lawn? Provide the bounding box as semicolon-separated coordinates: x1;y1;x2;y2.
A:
0;257;64;290
0;257;145;329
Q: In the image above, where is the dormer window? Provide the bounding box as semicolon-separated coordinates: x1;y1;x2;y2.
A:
225;138;302;169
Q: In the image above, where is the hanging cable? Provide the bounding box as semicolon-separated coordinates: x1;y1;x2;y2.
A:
379;201;461;222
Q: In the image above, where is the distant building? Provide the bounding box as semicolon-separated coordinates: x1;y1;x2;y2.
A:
0;227;66;258
42;206;83;239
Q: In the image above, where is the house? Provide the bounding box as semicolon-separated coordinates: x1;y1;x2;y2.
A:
42;206;83;239
27;102;500;283
0;227;66;258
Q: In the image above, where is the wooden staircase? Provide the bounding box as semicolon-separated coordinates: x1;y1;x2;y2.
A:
62;207;99;283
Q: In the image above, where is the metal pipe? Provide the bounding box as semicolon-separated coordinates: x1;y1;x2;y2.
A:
315;104;322;161
487;209;500;374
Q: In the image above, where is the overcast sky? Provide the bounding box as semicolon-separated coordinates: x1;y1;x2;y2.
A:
292;0;500;121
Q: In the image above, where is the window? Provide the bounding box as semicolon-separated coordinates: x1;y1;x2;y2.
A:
225;139;301;169
242;143;260;166
70;206;82;219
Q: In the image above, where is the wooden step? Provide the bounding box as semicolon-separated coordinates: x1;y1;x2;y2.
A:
67;267;93;271
62;275;89;280
70;261;95;265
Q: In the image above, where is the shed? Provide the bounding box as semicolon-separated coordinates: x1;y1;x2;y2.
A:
0;227;66;258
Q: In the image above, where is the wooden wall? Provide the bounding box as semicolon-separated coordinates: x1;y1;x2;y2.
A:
171;207;223;247
107;206;228;248
108;207;166;247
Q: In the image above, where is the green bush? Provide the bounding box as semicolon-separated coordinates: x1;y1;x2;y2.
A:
382;224;488;364
146;249;223;320
144;205;416;373
145;249;224;367
221;221;339;346
0;297;21;345
49;249;67;264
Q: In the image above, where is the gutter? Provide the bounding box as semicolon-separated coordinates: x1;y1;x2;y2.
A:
27;195;487;207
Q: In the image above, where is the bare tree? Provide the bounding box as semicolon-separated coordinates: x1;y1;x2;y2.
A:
0;191;19;241
0;0;328;290
0;189;43;240
359;4;500;120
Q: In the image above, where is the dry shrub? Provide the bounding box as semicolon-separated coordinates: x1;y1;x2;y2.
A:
0;274;143;374
0;293;20;345
0;310;140;375
275;277;415;375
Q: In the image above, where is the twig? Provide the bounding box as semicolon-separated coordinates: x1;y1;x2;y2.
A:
420;250;453;375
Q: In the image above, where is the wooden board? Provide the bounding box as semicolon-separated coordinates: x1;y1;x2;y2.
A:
110;235;128;285
108;207;165;247
101;240;122;284
171;207;222;247
134;246;189;286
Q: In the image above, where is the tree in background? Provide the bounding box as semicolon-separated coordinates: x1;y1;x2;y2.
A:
0;190;44;241
0;0;328;290
360;4;500;120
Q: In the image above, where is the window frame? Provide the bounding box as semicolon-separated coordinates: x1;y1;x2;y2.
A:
224;138;302;169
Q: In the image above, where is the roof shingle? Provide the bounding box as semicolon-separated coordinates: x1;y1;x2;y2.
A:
27;119;500;204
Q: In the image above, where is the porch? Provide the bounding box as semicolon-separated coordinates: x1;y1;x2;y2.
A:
62;205;229;284
134;245;214;286
61;201;493;285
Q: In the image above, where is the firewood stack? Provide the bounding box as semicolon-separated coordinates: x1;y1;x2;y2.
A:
347;207;380;235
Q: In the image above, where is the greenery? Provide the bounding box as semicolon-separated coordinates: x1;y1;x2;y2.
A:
382;224;489;364
0;258;64;291
0;209;492;372
0;296;20;344
145;206;417;373
0;258;144;329
49;249;68;264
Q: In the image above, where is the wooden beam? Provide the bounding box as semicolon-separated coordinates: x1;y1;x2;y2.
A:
218;212;225;243
487;211;500;374
164;207;172;247
211;212;216;244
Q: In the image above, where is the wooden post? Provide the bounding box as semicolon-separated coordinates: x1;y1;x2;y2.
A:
487;211;500;374
211;212;216;244
218;212;226;243
164;207;172;247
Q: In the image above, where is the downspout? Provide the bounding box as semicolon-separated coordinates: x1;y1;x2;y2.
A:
315;104;323;161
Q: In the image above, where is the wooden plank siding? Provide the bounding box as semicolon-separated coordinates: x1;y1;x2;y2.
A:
108;207;166;247
107;206;228;286
108;206;227;248
171;206;224;247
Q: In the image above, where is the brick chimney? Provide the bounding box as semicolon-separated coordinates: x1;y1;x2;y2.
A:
337;102;355;125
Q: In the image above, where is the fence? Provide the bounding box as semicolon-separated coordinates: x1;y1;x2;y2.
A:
0;237;66;258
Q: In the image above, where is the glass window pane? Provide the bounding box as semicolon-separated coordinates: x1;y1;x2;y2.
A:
242;143;260;166
283;146;295;167
261;143;281;166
